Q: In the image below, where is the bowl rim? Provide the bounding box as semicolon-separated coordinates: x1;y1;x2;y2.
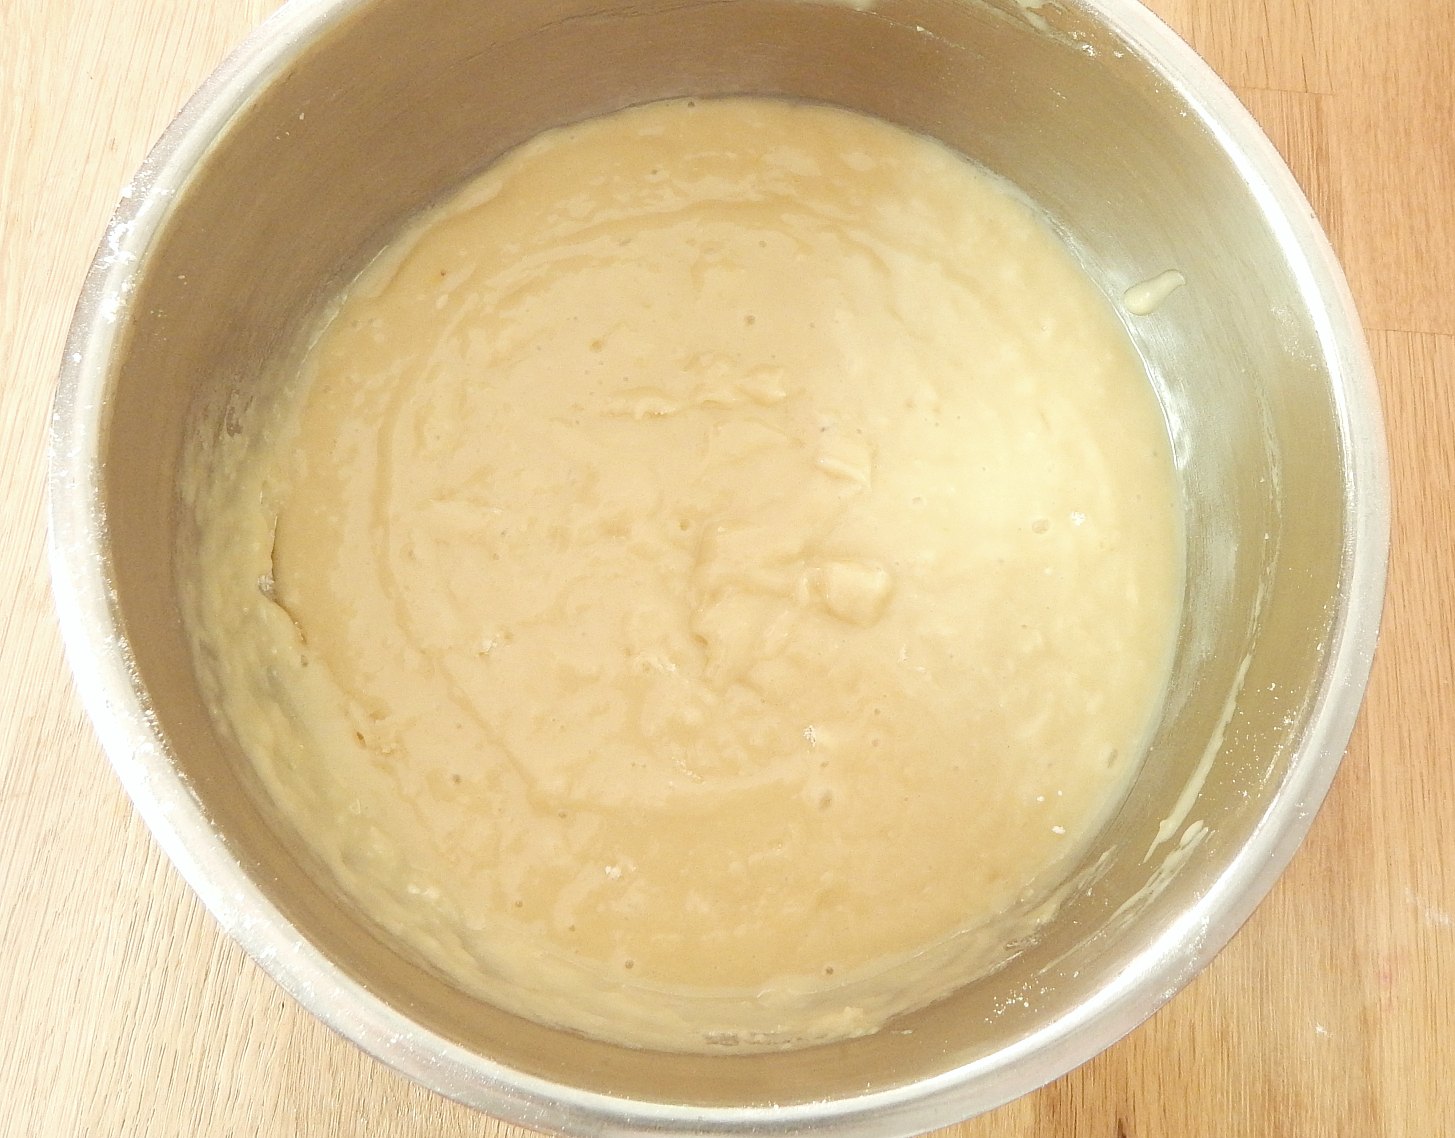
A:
47;0;1390;1133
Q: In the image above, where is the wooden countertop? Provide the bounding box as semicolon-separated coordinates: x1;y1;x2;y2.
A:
2;0;1451;1133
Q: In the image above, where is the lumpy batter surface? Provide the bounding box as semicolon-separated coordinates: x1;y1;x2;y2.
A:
180;98;1182;1051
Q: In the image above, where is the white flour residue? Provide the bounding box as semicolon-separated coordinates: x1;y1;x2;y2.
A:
1406;886;1455;930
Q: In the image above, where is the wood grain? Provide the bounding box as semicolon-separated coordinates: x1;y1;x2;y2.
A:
2;1;1450;1134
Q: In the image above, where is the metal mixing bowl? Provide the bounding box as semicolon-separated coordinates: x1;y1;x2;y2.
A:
48;0;1388;1132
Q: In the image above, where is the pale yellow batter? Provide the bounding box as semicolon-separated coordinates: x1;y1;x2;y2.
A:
178;98;1183;1052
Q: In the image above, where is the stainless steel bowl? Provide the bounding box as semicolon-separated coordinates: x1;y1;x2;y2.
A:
48;0;1388;1132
